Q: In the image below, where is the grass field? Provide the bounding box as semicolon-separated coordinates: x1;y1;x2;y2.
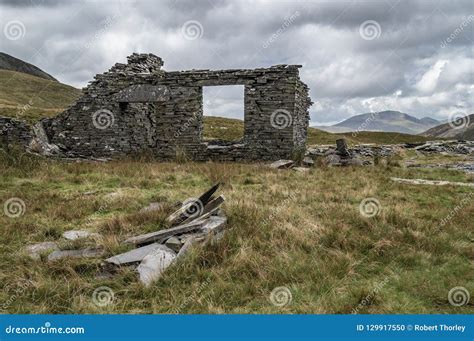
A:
0;149;472;314
0;71;470;314
204;116;432;145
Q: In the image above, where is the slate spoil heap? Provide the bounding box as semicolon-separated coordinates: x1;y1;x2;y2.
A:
24;184;227;287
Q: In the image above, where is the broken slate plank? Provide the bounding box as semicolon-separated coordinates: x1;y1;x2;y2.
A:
48;248;104;261
137;245;176;286
123;219;206;246
167;183;220;226
269;159;294;169
105;243;165;266
179;195;225;225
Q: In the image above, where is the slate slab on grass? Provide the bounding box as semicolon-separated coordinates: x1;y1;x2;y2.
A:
48;248;104;261
105;243;166;266
62;230;100;240
25;242;59;260
137;245;176;286
269;160;294;169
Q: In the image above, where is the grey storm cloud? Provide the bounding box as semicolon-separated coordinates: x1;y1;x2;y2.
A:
0;0;472;124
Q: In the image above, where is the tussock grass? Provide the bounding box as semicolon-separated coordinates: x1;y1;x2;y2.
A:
0;152;472;314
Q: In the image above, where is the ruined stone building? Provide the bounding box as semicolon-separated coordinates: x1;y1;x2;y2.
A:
1;53;312;161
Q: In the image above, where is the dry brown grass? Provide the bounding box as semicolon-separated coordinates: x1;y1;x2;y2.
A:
0;151;472;314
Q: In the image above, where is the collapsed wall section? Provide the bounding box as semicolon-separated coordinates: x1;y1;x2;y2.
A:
1;53;312;161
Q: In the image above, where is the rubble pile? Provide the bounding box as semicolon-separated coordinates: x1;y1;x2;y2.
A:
409;140;474;155
24;184;227;286
269;138;473;171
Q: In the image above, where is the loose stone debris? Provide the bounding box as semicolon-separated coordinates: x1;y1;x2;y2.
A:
47;248;104;261
62;230;100;240
106;183;227;286
390;177;474;188
268;139;473;171
22;183;227;287
25;242;59;260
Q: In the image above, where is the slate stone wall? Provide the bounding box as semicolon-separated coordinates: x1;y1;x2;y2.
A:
21;53;312;161
0;117;32;147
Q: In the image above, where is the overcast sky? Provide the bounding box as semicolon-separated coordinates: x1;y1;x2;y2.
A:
1;0;472;125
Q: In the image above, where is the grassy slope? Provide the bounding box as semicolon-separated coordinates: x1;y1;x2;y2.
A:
0;70;81;123
204;116;431;145
0;151;472;314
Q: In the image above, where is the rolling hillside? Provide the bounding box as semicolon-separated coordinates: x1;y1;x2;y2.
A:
422;114;474;140
0;52;58;81
0;69;81;122
204;116;431;145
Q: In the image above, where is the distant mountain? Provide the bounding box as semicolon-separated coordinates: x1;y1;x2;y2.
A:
0;52;57;81
314;111;440;135
422;114;474;140
419;117;440;126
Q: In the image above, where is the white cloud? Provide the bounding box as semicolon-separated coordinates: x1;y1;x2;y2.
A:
415;60;449;94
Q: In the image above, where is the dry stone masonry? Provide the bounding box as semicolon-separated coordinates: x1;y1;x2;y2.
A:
1;53;312;161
